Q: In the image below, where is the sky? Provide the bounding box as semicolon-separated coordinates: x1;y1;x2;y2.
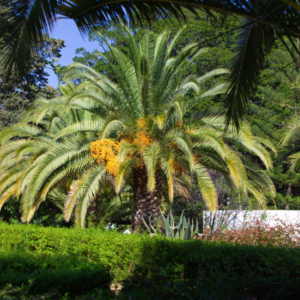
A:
47;19;100;88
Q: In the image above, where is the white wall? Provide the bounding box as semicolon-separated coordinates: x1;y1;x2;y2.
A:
203;210;300;230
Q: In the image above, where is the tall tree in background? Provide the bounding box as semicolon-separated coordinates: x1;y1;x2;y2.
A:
0;1;65;130
245;38;300;209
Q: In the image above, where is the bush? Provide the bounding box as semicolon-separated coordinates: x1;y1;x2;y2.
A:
0;250;111;298
0;284;112;300
0;224;145;282
0;223;300;299
201;216;300;247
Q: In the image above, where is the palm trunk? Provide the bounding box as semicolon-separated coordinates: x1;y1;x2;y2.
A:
132;166;163;232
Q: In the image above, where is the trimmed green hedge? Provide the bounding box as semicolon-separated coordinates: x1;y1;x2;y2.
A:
0;250;111;297
0;223;300;299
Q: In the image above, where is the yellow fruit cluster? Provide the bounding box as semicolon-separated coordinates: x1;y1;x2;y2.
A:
134;132;152;148
90;131;152;175
90;139;120;176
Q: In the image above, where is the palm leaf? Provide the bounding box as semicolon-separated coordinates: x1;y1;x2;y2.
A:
65;166;106;227
194;163;217;211
224;21;276;129
140;141;161;191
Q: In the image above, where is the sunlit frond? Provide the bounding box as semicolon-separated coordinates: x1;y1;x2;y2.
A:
65;166;106;227
141;142;161;191
194;164;217;211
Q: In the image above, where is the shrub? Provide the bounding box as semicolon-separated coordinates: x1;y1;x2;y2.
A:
0;223;300;299
201;217;300;247
0;284;112;300
0;250;111;298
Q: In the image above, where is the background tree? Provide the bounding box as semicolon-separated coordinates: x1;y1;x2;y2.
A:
245;37;300;209
0;2;65;130
0;35;64;130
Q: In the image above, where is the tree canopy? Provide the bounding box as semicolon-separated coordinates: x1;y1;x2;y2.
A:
0;2;65;130
3;0;300;127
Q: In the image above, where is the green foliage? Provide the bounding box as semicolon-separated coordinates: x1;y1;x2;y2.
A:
0;224;300;299
202;217;299;248
265;193;300;210
243;38;300;206
0;284;111;300
0;1;64;130
144;209;201;240
4;0;300;129
0;247;112;299
0;251;111;298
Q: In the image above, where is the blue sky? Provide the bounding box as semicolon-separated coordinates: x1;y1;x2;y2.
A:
47;19;100;88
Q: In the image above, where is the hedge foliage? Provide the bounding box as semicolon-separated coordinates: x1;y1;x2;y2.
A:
0;250;111;297
1;223;300;299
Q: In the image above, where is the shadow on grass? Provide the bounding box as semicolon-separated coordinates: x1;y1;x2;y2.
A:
0;251;111;299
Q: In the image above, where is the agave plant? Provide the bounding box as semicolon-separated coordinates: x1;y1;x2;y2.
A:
143;209;201;240
0;27;275;230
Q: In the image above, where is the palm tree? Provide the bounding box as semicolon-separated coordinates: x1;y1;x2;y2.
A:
279;116;300;170
2;0;300;128
63;28;275;231
0;83;107;221
0;28;275;229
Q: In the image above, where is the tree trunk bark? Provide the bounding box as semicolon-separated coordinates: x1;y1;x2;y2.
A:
132;166;163;232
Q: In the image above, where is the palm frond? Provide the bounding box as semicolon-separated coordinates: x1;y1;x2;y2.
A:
65;166;106;227
4;0;300;128
288;151;300;170
224;21;275;129
194;163;217;211
51;119;103;143
140;142;161;191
